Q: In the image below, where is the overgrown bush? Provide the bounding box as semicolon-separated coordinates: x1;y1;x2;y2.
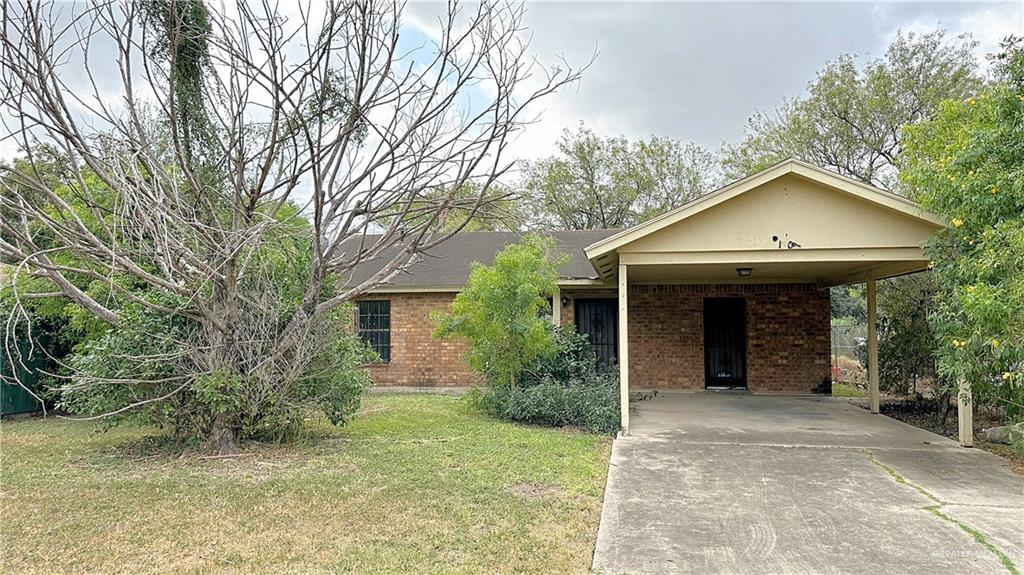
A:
55;291;372;446
475;327;620;435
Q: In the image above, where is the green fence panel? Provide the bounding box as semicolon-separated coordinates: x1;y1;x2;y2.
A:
1;337;48;416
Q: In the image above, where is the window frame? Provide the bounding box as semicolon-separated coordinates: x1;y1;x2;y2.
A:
357;300;392;363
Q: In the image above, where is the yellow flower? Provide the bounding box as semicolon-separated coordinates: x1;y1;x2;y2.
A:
952;218;964;228
1003;372;1013;380
991;186;999;194
991;339;1000;348
967;98;976;105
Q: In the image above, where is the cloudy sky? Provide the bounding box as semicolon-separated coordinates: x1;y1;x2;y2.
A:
407;1;1023;162
1;2;1021;167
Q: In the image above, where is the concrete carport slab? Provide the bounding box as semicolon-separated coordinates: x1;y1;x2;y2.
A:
592;392;1024;575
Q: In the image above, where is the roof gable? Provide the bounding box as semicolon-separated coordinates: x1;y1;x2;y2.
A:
584;159;945;261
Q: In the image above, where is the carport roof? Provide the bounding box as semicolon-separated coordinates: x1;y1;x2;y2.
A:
583;159;947;285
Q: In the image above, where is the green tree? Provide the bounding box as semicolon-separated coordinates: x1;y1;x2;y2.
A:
433;236;565;390
523;124;720;229
877;274;937;395
901;38;1024;420
722;29;981;191
830;285;866;323
140;0;213;163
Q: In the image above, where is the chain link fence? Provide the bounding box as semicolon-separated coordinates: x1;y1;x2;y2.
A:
831;323;866;387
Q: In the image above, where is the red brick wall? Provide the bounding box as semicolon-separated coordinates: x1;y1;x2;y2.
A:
356;284;829;391
628;284;830;392
353;292;477;386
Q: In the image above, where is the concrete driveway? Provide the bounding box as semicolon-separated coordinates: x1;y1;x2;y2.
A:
593;392;1024;575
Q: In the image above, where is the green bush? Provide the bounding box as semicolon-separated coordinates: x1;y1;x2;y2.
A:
476;327;620;435
58;293;372;445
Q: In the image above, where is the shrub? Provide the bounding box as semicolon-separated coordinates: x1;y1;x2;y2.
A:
59;293;372;446
476;327;620;435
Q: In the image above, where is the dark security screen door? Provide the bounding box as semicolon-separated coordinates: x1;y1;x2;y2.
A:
704;298;747;388
575;299;618;367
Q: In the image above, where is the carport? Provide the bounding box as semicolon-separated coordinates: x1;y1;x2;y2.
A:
580;160;969;444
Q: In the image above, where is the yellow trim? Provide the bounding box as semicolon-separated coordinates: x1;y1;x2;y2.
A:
618;263;630;436
617;247;928;266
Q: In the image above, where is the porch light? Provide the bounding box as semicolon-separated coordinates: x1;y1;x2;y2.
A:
561;296;569;308
736;268;753;278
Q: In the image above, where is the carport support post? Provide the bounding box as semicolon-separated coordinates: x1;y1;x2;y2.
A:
618;263;630;436
958;379;973;447
551;286;561;326
867;279;880;414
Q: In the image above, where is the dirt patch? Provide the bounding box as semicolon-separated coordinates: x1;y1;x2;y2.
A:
507;481;563;499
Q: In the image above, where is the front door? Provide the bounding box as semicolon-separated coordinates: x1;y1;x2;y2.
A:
704;298;747;388
575;299;618;368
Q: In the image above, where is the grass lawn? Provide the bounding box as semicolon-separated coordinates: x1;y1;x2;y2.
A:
832;382;866;398
1;394;612;574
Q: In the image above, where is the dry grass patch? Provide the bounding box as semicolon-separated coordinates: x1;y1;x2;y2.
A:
1;395;612;574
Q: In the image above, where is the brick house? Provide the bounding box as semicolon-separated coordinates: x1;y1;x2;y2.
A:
348;160;948;435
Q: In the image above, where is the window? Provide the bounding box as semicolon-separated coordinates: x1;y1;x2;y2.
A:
357;300;391;362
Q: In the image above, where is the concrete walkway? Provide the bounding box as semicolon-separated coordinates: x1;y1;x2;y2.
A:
593;392;1024;575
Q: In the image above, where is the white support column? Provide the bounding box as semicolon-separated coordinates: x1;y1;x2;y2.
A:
867;279;880;414
958;379;974;447
551;286;561;327
618;263;630;436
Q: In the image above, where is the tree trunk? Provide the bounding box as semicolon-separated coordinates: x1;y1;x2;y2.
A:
207;413;240;455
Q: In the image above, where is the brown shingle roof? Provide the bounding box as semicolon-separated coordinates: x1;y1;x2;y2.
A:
339;230;619;290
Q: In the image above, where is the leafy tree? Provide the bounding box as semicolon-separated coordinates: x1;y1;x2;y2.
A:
877;274;937;394
434;236;566;390
522;123;721;229
901;38;1024;420
830;285;866;323
722;30;981;191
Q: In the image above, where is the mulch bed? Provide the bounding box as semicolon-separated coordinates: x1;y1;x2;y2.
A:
880;397;1024;475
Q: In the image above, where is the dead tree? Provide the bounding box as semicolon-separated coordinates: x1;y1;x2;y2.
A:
0;0;580;451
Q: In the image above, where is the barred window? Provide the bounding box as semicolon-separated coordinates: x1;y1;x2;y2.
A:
357;300;391;362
